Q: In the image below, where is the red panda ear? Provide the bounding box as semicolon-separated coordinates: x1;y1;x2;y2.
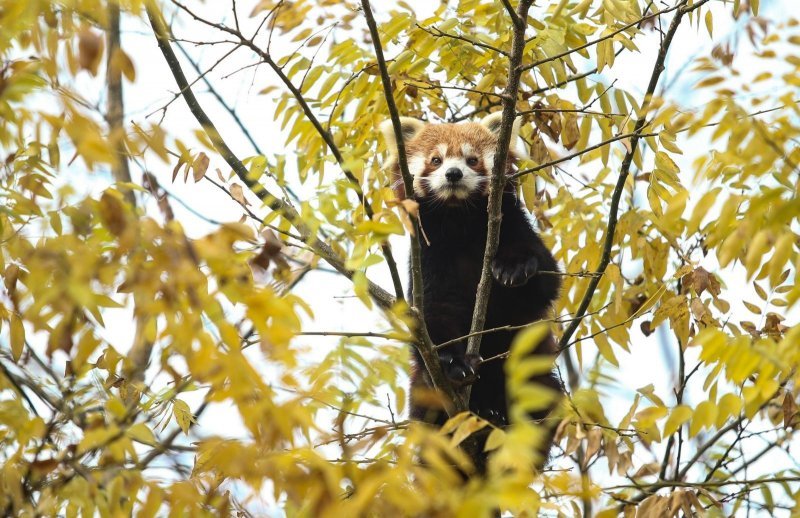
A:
379;117;425;154
480;112;522;143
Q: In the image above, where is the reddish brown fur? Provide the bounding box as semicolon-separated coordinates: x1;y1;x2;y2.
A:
388;123;517;199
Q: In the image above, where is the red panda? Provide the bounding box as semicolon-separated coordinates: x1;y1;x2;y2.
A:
380;112;563;469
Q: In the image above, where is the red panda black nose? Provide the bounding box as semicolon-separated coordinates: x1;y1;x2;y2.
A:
445;168;463;182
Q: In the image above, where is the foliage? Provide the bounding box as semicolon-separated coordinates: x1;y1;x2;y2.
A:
1;0;799;515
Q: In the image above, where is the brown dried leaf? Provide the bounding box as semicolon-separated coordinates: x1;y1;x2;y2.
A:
230;183;250;206
582;427;603;468
30;458;59;475
632;462;660;479
685;267;721;297
192;152;210;182
531;103;561;141
763;312;785;337
530;131;551;172
690;298;710;321
250;230;285;274
172;157;185;183
782;393;798;428
400;198;419;219
553;417;571;442
740;321;760;338
562;112;580;150
78;29;103;75
640;320;653;336
394;198;422;239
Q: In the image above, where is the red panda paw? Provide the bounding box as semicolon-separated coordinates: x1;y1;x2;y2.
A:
491;255;539;287
441;353;482;387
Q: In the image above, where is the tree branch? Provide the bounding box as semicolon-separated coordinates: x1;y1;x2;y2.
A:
500;0;522;27
464;0;535;404
360;0;465;413
106;0;134;207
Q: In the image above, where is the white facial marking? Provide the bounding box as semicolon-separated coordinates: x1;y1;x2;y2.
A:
483;150;495;173
402;153;430;197
407;155;426;177
426;155;482;201
461;143;474;156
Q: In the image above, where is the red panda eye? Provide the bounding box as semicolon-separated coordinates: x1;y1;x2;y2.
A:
467;157;479;166
431;157;442;166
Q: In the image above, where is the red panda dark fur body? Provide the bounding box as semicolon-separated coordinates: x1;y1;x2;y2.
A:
381;114;563;469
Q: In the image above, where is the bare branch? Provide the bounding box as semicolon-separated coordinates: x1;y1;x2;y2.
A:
464;0;534;402
106;1;134;207
500;0;522;27
360;0;465;413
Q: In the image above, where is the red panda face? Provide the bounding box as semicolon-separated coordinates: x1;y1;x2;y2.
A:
380;113;521;203
406;124;495;201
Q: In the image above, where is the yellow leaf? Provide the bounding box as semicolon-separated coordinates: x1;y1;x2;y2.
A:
484;427;506;451
654;152;679;175
172;399;193;434
716;393;743;428
769;233;793;287
743;301;762;314
352;271;373;309
440;411;471;435
77;426;120;454
450;415;487;447
637;384;666;408
689;400;717;437
509;322;549;359
594;330;618;367
127;422;156;445
632;284;667;319
9;314;25;362
110;47;136;82
663;405;692;437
